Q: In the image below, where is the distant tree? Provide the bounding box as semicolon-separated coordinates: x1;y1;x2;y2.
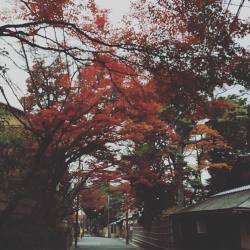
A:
81;184;128;233
119;133;175;226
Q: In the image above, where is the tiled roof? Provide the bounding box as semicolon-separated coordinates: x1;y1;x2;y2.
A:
174;185;250;215
0;102;24;116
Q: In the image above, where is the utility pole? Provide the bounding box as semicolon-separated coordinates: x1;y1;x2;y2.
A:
125;207;129;244
247;105;250;152
125;193;129;245
74;158;81;248
107;195;111;238
74;194;79;248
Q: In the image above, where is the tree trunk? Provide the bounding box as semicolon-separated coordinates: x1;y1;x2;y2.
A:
176;145;185;209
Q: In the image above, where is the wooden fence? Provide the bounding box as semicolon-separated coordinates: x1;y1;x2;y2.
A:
131;218;175;249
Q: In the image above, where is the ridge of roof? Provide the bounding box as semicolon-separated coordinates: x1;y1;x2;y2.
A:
0;102;24;115
212;185;250;197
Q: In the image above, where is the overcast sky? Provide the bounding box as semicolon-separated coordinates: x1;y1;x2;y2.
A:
96;0;132;22
0;0;249;108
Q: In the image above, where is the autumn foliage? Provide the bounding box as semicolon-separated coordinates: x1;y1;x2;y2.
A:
80;188;107;211
0;0;249;246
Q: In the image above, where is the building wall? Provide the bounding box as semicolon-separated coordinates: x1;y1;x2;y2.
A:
0;104;30;215
241;220;250;250
173;214;241;250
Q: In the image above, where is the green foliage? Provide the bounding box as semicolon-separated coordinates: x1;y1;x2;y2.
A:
223;95;248;118
207;95;250;193
135;181;175;227
209;95;249;154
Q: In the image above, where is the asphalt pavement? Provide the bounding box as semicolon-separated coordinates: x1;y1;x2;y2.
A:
73;237;139;250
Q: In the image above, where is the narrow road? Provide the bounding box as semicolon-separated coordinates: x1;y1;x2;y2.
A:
74;237;139;250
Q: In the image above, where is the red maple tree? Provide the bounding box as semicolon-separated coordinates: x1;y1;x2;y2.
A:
120;0;250;208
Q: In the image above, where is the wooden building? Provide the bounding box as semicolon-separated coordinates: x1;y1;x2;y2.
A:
0;102;33;217
172;185;250;250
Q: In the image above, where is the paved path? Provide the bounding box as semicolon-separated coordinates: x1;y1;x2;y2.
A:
74;237;139;250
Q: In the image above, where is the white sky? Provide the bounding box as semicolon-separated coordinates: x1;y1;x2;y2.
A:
96;0;132;23
0;0;249;108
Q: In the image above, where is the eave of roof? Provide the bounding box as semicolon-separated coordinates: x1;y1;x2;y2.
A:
213;185;250;197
